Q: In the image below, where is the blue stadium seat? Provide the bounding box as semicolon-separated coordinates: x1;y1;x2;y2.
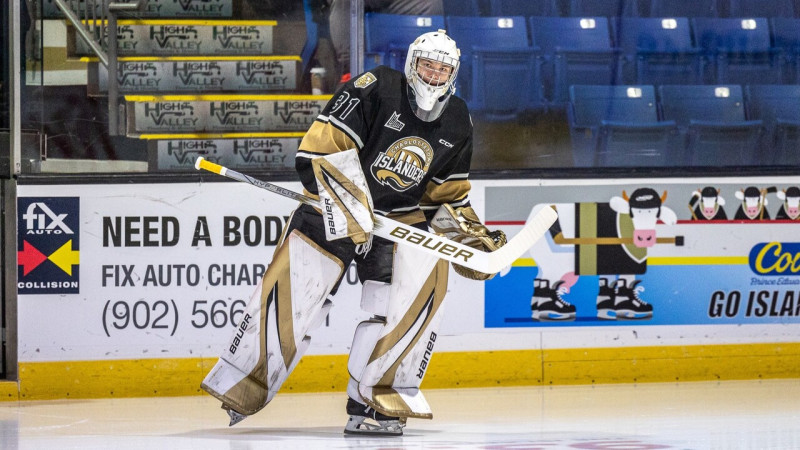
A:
692;18;782;85
771;18;800;84
443;0;482;16
615;17;703;85
728;0;795;18
570;0;641;17
364;13;445;72
659;85;763;165
529;16;619;107
649;0;719;17
568;85;679;166
446;16;538;118
744;85;800;165
487;0;560;17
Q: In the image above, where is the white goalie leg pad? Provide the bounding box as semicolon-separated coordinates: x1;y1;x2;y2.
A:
312;149;375;244
201;230;345;416
347;244;450;419
346;280;391;402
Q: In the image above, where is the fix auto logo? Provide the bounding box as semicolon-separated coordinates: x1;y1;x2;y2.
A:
17;197;80;294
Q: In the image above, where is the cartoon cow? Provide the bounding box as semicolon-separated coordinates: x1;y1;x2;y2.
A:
527;187;679;321
776;187;800;220
689;186;727;220
734;186;773;220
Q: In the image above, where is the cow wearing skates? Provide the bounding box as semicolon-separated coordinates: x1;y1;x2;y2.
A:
527;187;678;321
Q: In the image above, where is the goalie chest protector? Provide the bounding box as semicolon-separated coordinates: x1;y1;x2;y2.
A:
314;65;474;214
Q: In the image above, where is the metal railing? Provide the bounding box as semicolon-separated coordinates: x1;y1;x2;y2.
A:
51;0;145;135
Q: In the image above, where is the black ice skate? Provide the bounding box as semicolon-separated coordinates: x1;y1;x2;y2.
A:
596;278;617;320
344;397;406;436
222;404;248;426
614;279;653;320
531;280;576;321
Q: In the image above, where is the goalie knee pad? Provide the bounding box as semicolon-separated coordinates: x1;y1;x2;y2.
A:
347;245;449;419
201;230;345;415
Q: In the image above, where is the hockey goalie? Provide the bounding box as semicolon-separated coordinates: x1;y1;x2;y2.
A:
200;29;508;436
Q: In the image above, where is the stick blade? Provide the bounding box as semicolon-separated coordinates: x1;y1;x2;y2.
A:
486;206;557;274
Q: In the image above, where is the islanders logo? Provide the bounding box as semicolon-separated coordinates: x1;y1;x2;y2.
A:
370;137;433;192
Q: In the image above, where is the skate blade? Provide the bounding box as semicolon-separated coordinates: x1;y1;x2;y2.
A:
597;309;617;320
222;405;248;427
533;312;576;322
615;312;653;320
344;416;404;436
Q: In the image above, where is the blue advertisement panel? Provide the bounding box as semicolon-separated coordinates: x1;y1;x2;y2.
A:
485;181;800;328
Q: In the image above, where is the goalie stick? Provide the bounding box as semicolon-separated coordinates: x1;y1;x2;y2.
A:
195;157;557;274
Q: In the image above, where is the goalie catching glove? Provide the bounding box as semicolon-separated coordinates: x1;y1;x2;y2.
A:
430;204;507;280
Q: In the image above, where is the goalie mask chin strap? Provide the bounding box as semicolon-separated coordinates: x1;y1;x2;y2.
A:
407;85;449;122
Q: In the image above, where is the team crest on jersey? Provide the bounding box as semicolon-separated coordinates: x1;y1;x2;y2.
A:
370;137;433;192
354;72;377;89
384;111;405;131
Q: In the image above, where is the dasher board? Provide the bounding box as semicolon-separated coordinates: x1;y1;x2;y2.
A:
70;21;275;57
87;58;299;95
148;137;300;171
42;0;234;19
126;95;331;134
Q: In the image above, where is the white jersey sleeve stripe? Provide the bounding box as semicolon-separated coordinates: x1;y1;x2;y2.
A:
328;116;365;150
431;173;469;184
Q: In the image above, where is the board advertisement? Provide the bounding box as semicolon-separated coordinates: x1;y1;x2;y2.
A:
15;177;800;363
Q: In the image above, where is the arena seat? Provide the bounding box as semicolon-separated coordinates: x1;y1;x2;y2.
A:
364;13;445;72
615;17;703;85
443;0;482;16
727;0;795;18
568;84;679;166
569;0;641;18
744;85;800;165
529;16;618;107
649;0;720;17
446;15;538;118
487;0;561;17
659;84;763;165
692;17;782;85
771;17;800;84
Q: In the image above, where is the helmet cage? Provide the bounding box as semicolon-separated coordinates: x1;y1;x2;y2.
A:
411;50;459;91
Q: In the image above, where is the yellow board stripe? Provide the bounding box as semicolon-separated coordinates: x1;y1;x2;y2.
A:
512;256;748;267
81;20;278;26
138;132;306;140
126;94;332;102
649;256;749;265
4;343;800;401
81;55;301;62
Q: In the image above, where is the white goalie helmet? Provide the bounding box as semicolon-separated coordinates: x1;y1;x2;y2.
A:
404;29;460;121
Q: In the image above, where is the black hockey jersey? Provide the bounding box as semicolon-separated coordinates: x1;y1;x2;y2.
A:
296;65;473;218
